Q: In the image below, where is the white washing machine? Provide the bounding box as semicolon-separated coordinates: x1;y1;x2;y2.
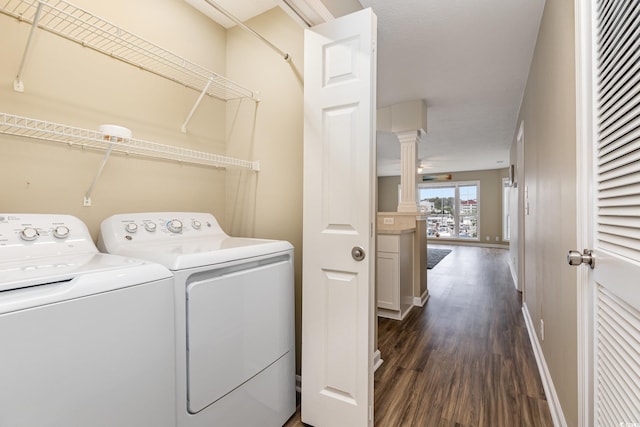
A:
0;214;176;427
98;212;295;427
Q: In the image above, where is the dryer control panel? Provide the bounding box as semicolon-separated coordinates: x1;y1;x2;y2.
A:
98;212;292;271
98;212;228;249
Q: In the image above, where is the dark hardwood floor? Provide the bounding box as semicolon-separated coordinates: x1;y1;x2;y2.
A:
285;245;553;426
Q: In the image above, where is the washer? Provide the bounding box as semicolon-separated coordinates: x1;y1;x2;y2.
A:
0;214;176;427
98;212;295;427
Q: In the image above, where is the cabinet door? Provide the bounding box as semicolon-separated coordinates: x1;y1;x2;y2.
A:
376;252;399;310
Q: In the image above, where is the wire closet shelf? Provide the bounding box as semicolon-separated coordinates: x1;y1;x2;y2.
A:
0;113;260;171
0;0;258;101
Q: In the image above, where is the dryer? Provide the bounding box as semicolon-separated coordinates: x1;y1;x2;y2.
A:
0;214;176;427
98;212;295;427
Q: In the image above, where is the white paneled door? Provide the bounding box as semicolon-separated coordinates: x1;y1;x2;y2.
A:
577;0;640;425
301;8;377;427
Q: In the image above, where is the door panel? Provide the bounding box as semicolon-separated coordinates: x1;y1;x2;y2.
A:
323;104;359;232
302;8;377;427
323;270;359;401
579;0;640;424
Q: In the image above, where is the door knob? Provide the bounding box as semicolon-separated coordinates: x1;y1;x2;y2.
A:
567;249;595;269
352;246;366;261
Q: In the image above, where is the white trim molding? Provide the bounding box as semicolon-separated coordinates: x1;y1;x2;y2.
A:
428;240;508;249
509;259;518;291
374;349;383;372
522;303;567;427
413;289;430;307
574;0;596;425
280;0;335;27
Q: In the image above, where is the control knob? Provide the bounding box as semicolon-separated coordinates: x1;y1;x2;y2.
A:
167;219;183;233
192;220;201;230
125;223;138;233
20;227;39;241
53;225;70;239
144;221;157;232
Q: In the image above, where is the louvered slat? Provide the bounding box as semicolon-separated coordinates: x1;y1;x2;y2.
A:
595;3;640;423
599;216;640;228
598;181;640;198
597;4;640;109
596;0;640;264
598;138;640;172
596;285;640;426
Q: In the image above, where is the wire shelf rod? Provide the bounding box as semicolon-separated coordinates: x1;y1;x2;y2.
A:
0;0;259;101
202;0;291;62
0;112;260;171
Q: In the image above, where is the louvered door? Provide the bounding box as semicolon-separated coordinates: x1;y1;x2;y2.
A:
592;0;640;424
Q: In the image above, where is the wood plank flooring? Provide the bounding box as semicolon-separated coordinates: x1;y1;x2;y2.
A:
285;245;553;426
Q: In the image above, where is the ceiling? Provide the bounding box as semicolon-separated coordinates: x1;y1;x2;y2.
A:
185;0;546;176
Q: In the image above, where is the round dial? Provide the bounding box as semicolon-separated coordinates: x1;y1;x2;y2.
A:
125;223;138;233
144;221;157;232
192;220;201;230
167;219;183;233
53;225;70;239
20;227;39;241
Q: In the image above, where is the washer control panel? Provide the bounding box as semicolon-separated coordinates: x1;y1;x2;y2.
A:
0;214;97;260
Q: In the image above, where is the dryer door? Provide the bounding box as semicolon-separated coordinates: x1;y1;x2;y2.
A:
186;254;294;413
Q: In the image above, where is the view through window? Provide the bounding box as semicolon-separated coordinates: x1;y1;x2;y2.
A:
419;182;479;240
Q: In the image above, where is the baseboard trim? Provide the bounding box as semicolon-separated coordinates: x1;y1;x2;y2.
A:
509;259;518;291
413;289;430;307
377;303;413;320
374;349;383;372
428;240;509;249
522;303;567;427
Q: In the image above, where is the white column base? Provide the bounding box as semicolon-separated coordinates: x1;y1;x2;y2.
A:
397;202;419;212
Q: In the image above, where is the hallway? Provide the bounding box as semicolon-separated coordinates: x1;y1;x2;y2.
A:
374;244;553;426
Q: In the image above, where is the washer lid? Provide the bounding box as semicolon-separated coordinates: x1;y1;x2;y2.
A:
0;252;171;293
109;237;293;270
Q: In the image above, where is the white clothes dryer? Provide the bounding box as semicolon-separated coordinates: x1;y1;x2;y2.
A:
98;212;295;427
0;214;176;427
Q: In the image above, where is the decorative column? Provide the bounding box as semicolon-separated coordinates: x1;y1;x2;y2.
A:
377;99;427;212
396;129;425;212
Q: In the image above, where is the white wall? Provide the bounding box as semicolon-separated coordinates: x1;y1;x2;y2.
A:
513;0;578;424
225;7;305;373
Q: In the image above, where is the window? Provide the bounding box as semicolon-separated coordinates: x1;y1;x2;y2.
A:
419;181;479;240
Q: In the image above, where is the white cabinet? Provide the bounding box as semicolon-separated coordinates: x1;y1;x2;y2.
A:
376;230;414;320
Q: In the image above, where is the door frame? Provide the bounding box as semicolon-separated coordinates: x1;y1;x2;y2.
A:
575;0;595;424
516;121;525;293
